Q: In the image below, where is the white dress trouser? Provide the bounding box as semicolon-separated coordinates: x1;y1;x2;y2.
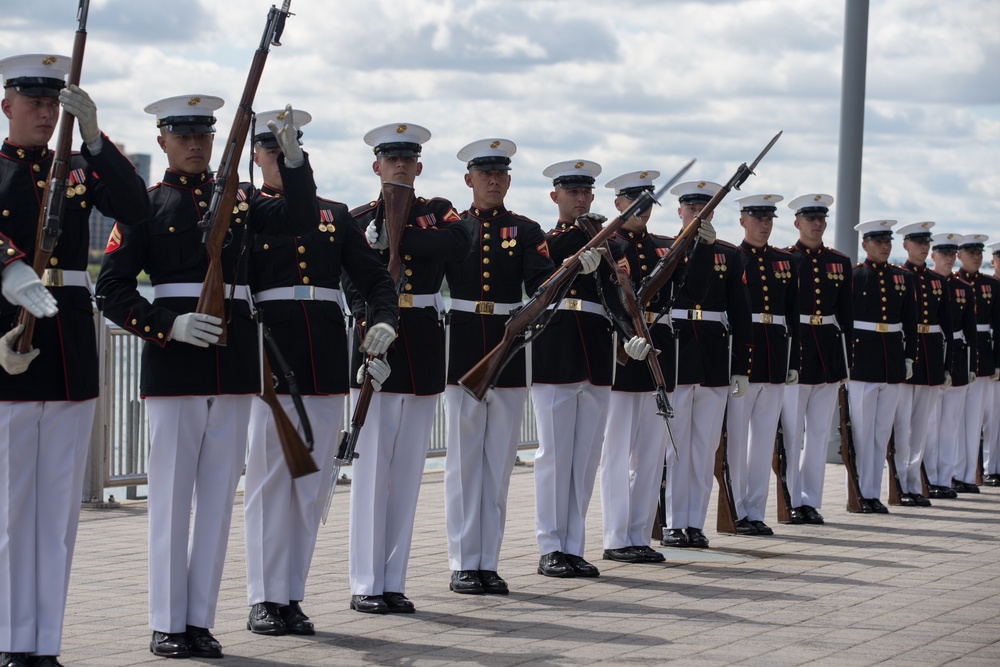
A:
932;385;967;486
983;382;1000;475
245;394;342;606
444;385;525;571
599;390;668;550
848;381;900;500
146;395;251;633
727;383;782;522
891;384;936;495
0;400;95;656
781;382;839;509
664;385;728;531
532;382;608;557
959;377;990;484
349;392;436;596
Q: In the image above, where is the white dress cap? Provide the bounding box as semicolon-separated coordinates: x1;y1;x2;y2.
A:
605;170;660;198
735;193;784;217
457;138;517;170
895;221;936;240
543;159;602;188
670;180;723;203
144;94;225;133
788;193;834;216
364;123;431;156
0;53;71;96
253;108;312;147
854;219;896;239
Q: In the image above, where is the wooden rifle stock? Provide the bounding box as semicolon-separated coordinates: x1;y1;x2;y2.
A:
381;182;414;284
636;132;782;309
576;214;672;417
772;424;793;523
458;159;697;401
15;0;89;354
195;0;293;344
714;414;738;534
886;430;904;505
259;352;317;478
838;384;864;512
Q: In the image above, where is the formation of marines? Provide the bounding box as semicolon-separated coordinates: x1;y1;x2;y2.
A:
2;50;1000;667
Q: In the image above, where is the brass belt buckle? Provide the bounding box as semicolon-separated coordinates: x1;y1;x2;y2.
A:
41;269;63;287
563;298;581;311
475;300;495;315
759;313;773;324
875;322;889;333
917;324;930;334
810;314;824;326
688;309;703;321
398;293;414;308
293;284;315;300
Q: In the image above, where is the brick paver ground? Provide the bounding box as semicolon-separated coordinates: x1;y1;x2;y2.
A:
61;461;1000;666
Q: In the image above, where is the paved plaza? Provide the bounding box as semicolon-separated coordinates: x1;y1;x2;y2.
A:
63;460;1000;666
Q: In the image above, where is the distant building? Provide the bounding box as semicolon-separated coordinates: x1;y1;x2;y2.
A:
89;149;151;253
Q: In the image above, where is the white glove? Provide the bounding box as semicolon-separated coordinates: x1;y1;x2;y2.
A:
730;374;749;398
785;369;799;385
576;212;607;228
267;104;304;168
697;219;717;244
624;335;651;361
360;322;395;356
993;367;1000;381
905;358;914;380
0;324;40;375
357;357;391;392
2;261;58;318
59;84;102;150
970;372;977;384
942;370;953;389
168;313;223;348
572;248;603;275
366;220;388;250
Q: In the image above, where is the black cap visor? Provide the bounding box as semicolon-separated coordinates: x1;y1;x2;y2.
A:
5;76;65;98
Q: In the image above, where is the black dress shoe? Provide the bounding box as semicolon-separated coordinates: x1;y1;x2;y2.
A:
952;479;977;493
564;553;601;575
898;493;917;506
383;592;416;613
966;483;981;494
869;498;890;514
940;485;958;499
279;601;315;635
686;528;709;548
911;493;932;507
28;657;64;667
750;520;774;536
185;626;222;659
660;529;689;548
449;570;484;595
538;551;575;577
801;505;825;524
633;545;666;563
788;507;805;524
350;595;391;613
247;602;287;635
930;484;957;499
478;570;509;595
602;546;643;562
852;498;873;513
1;653;31;667
149;631;191;659
735;518;757;535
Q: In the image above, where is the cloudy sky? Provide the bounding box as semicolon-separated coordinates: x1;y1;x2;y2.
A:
3;0;998;255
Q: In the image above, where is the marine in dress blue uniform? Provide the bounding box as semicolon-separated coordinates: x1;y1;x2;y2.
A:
924;234;973;498
599;170;714;561
661;180;752;549
778;194;852;525
531;160;615;577
952;234;999;492
96;96;319;659
847;220;917;513
727;194;799;536
343;123;470;614
889;222;948;507
443;138;554;595
242;110;397;632
0;54;150;667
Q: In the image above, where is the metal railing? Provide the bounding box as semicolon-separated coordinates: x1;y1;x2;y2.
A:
90;321;538;492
